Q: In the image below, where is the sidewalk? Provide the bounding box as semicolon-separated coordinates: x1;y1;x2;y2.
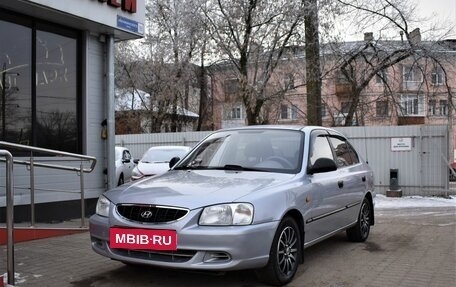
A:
0;204;455;286
0;219;88;245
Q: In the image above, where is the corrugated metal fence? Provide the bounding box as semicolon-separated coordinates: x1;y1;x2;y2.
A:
336;125;451;196
116;125;453;196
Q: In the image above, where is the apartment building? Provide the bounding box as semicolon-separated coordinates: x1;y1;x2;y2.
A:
210;35;456;154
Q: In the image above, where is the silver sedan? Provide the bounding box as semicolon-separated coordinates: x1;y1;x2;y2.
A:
90;126;375;286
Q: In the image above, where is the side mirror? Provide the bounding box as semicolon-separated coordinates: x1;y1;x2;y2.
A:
169;156;180;169
133;159;139;164
308;158;337;175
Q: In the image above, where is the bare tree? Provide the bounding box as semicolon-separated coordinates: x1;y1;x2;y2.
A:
330;0;455;126
203;0;307;125
115;0;209;133
304;0;322;125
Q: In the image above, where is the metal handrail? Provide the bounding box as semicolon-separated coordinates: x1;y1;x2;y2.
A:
0;149;15;285
0;141;97;227
0;141;96;173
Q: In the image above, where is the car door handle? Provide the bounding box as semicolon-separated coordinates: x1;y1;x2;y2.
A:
361;176;366;182
338;180;344;188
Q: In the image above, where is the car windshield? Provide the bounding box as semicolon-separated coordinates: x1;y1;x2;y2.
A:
176;129;304;174
142;148;189;163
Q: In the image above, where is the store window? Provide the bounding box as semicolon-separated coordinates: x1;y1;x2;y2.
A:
0;19;32;146
0;12;81;154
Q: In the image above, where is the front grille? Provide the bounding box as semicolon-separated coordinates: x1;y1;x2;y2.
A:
112;248;196;263
117;205;189;223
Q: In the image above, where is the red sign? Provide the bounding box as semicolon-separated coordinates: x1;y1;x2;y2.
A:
110;228;177;250
97;0;137;13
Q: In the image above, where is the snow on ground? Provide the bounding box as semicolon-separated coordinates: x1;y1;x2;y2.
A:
375;194;456;209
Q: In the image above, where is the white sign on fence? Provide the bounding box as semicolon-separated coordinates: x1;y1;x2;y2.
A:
391;137;412;151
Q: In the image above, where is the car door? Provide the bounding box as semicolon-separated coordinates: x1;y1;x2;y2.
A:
305;130;344;243
327;134;367;226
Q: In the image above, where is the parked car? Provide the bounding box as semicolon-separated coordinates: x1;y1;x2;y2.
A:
450;162;456;182
90;126;375;286
115;146;134;186
131;145;191;180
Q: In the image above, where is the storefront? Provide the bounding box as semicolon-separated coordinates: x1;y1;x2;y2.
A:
0;0;145;221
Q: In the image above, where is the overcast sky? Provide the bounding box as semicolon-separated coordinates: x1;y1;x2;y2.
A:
334;0;456;41
418;0;456;28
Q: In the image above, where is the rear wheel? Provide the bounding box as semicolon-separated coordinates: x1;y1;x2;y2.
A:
346;198;371;242
255;217;301;286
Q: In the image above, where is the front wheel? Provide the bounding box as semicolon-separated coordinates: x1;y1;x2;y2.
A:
346;198;371;242
255;217;301;286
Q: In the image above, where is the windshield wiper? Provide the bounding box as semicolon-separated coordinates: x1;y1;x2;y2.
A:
217;164;265;172
173;165;211;170
174;165;264;172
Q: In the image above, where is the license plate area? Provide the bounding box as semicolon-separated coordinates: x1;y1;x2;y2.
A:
110;228;177;251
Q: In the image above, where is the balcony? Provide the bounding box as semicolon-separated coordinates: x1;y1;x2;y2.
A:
398;116;425;125
335;83;351;97
402;81;423;91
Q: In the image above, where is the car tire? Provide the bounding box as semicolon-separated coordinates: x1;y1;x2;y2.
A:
118;174;124;186
255;216;301;286
346;198;371;242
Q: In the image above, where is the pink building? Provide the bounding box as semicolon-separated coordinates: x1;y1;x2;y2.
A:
209;38;456;159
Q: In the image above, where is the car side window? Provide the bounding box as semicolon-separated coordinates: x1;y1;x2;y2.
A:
329;136;359;167
309;134;334;166
123;150;131;161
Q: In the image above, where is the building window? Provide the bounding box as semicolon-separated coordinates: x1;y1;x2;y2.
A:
376;101;388;117
224;78;240;98
400;94;424;116
403;65;423;90
428;100;437;116
440;100;448;116
284;74;295;90
225;103;243;120
336;70;349;84
230;106;241;119
431;67;444;86
321;104;327;118
0;13;81;154
375;70;388;85
280;104;288;119
341;101;351;113
280;104;298;120
291;105;298;120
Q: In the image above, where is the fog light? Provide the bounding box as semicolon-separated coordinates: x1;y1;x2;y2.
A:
203;251;231;263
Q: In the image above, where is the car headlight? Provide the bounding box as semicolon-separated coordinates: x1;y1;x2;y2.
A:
96;195;111;217
199;203;254;226
131;166;144;180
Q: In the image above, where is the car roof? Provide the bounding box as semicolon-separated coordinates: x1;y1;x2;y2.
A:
146;145;191;151
216;125;342;135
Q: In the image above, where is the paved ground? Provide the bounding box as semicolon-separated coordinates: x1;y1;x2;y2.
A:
1;206;455;287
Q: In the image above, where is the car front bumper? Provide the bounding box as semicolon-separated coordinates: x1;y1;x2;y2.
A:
89;209;278;271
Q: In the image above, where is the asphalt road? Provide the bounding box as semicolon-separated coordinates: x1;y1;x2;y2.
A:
1;206;455;287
